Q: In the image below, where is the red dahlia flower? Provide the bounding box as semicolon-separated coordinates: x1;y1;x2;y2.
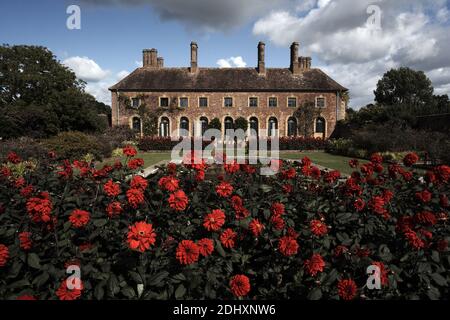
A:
349;159;359;168
69;209;90;228
216;182;233;198
197;238;214;257
130;175;148;191
104;179;121;197
249;219;264;237
106;201;123;218
414;211;437;226
127;221;156;252
127;188;145;209
404;230;425;250
176;240;200;265
19;232;32;251
354;198;365;212
168;190;189;211
7;152;21;164
304;254;326;276
270;202;285;216
415;190;432;203
337;279;358;300
230;275;251;297
55;280;83;301
370;153;383;165
403;153;419;167
26;192;53;223
123;145;138;157
203;209;226;231
158;176;179;192
0;244;9;267
310;220;328;236
270;214;285;230
278;236;299;257
220;229;237;249
128;158;144;170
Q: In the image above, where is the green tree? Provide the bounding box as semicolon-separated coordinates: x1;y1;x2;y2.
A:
294;101;321;137
234;117;248;131
0;45;110;139
374;67;434;107
208;118;222;131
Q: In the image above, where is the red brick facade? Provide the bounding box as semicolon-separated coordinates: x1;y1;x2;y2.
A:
110;42;347;139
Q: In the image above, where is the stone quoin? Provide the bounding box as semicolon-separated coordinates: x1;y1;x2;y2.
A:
109;42;348;139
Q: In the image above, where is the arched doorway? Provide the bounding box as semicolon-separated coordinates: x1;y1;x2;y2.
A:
200;117;209;136
159;117;170;137
268;117;278;137
287;117;298;137
180;117;190;137
224;117;234;136
249;117;259;136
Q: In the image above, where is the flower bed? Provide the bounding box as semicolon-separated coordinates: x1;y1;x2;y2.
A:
0;149;449;300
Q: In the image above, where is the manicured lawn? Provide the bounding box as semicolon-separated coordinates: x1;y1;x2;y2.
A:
101;150;363;175
279;151;368;175
102;152;171;168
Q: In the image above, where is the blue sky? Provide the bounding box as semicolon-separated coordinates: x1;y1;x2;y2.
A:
1;0;450;107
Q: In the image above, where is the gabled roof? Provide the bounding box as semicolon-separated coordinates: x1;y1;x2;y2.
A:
109;67;347;92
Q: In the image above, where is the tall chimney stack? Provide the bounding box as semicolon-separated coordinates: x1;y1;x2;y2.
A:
257;42;266;75
150;49;158;67
290;42;300;75
157;57;164;68
143;49;151;67
190;42;198;73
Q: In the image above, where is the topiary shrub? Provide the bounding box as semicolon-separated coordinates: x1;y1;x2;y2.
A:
43;131;103;160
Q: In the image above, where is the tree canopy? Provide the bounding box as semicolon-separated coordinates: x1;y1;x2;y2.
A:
0;45;110;139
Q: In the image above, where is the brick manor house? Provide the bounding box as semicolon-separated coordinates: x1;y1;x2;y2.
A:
109;42;347;139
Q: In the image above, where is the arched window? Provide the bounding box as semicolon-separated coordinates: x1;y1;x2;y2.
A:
249;117;259;136
224;117;234;135
287;117;298;137
132;117;141;133
315;117;326;134
180;117;190;137
268;117;278;137
200;117;208;136
159;117;170;137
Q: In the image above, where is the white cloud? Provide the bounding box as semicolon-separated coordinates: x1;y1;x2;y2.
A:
253;0;450;108
63;56;110;82
217;56;247;68
63;56;129;105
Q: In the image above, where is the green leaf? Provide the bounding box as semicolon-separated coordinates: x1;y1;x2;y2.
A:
94;284;105;300
215;239;226;258
121;286;136;298
307;288;322;300
430;273;447;287
32;271;49;287
175;284;186;299
147;271;169;287
27;253;41;269
93;219;108;227
107;274;120;296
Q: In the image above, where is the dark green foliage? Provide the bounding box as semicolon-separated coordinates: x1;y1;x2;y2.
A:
0;45;110;139
43;132;103;160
